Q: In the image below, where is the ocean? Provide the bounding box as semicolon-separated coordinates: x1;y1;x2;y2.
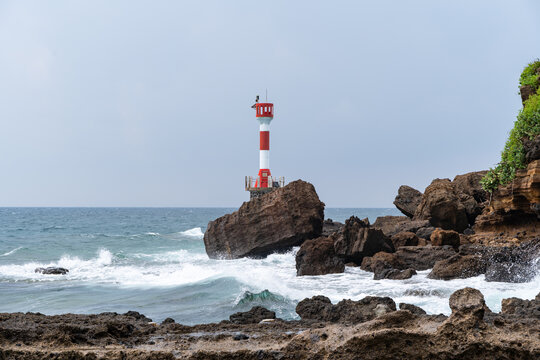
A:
0;207;538;325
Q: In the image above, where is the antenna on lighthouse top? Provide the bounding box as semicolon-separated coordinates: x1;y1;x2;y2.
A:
265;89;268;102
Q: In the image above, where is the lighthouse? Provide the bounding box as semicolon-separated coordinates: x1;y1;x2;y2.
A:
245;97;284;199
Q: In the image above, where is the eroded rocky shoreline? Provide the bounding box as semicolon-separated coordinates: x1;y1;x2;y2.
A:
1;288;538;359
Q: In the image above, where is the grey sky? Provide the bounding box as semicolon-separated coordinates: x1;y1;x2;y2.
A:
1;1;539;207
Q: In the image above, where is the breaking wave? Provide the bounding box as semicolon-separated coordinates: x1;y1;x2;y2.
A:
1;247;22;257
178;227;204;238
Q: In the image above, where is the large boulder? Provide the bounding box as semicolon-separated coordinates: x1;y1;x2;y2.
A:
428;255;486;280
414;179;469;232
296;295;396;323
296;237;345;276
453;171;488;204
204;180;324;259
332;216;394;265
394;246;457;271
393;185;423;218
372;216;429;237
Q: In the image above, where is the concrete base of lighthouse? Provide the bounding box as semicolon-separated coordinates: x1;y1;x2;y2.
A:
249;188;276;199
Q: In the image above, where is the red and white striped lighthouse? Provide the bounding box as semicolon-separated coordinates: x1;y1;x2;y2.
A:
245;98;284;198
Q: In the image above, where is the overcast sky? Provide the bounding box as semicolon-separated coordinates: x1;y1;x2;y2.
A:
1;1;540;207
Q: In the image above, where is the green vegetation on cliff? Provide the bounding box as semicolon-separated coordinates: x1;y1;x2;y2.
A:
481;60;540;193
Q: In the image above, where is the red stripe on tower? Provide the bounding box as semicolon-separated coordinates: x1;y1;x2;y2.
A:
260;131;269;150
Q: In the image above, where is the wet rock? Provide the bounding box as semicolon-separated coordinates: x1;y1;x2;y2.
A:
233;333;249;340
391;231;419;248
161;318;175;325
428;255;486;280
321;218;344;236
430;228;460;249
399;303;427;315
394;246;457;271
296;295;396;323
501;294;540;319
393;185;423;218
373;265;416;280
372;216;429;237
449;288;486;315
414;179;469;232
415;226;435;240
229;306;276;324
123;311;153;323
296;236;345;276
34;267;69;275
204;180;325;259
361;251;406;272
485;262;536;283
332;216;394;265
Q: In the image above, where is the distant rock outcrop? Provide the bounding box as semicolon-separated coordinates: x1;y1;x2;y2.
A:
393;185;423;218
332;216;394;265
204;180;324;259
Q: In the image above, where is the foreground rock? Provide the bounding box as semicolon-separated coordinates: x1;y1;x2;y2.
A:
34;267;69;275
1;289;538;359
204;180;324;259
295;295;396;323
332;216;394;265
393;185;423;218
296;237;345;276
229;306;276;324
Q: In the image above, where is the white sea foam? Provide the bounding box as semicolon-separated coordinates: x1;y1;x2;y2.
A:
0;245;537;315
179;227;204;238
1;247;22;257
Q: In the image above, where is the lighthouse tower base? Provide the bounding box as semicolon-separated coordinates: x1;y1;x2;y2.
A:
249;188;275;199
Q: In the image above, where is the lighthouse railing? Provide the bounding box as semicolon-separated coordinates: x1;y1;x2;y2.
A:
245;176;285;191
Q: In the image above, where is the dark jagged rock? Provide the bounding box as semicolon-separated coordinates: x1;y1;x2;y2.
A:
394;246;457;271
391;231;419;248
34;267;69;275
399;303;427;315
430;228;460;249
428;255;486;280
373;265;416;280
372;216;429;237
204;180;324;259
485;262;536;283
414;179;469;232
393;185;423;218
332;216;394;265
501;293;540;319
453;171;489;204
321;218;344;236
296;236;345;276
415;226;435;240
295;295;396;323
229;306;276;324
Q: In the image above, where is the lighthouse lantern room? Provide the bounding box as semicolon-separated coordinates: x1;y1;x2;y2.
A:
245;97;285;199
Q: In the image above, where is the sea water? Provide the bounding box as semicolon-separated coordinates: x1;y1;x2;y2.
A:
0;208;538;325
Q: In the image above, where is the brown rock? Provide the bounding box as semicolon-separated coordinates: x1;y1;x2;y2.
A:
430;228;460;248
372;216;429;237
428;255;486;280
452;171;488;204
520;84;536;104
391;231;419;248
414;179;469;232
296;237;345;276
399;303;427;315
321;218;344;236
204;180;324;259
394;246;457;271
393;185;423;218
415;226;435;240
332;216;394;265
